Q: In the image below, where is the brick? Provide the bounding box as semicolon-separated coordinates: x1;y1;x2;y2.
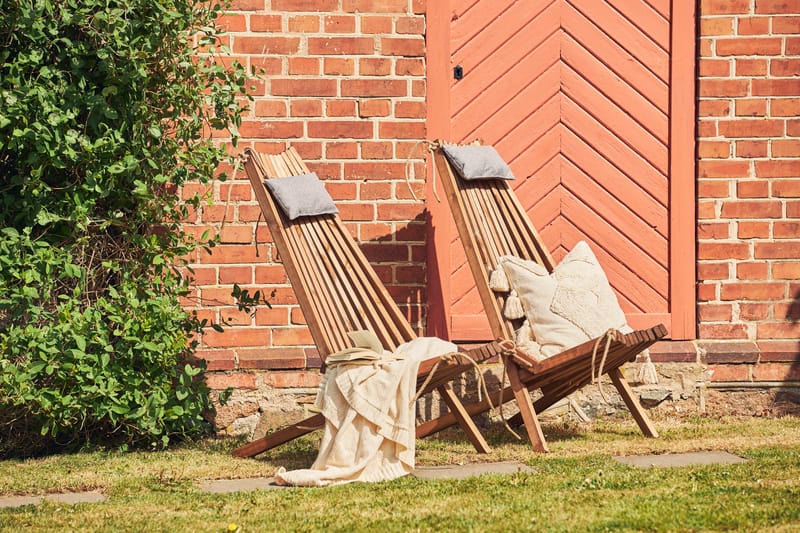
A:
359;57;392;76
698;140;731;158
699;323;750;339
754;0;800;14
698;160;750;178
324;58;355;75
771;98;800;116
327;100;357;117
788;200;800;216
396;16;425;34
219;225;254;244
721;282;785;300
706;364;750;382
752;79;800;96
229;0;265;9
361;141;394;159
697;121;718;137
698;242;750;260
203;327;271;348
716;38;783;55
773;262;800;278
360;222;393;241
343;0;409;13
737;180;769;198
788;37;800;54
233;36;299;55
738;221;771;238
737;16;771;34
700;17;734;35
201;244;267;264
307;120;373;138
195;349;236;371
358;99;391;117
789;119;800;135
290;99;323;117
698;303;734;321
735;59;767;77
337;203;374;220
190;267;217;285
771;59;800;77
381;37;425;56
699;38;713;57
736;140;768;157
721;200;783;218
718;119;784;137
308;37;374;55
326;141;359;159
205;372;257;390
697;282;718;301
648;341;699;363
379;121;426;139
238;348;306;370
395;101;426;118
288;57;320;75
271;79;337;97
736;262;769;279
361;15;393;33
292;141;323;159
697;200;718;219
219;307;253;326
698;79;749;98
395;58;425;76
264;371;322;389
773;16;800;33
291;307;307;325
216;14;248;32
239;120;304;139
361;182;393;200
255;265;288;284
698;262;730;280
774;221;800;238
699;59;731;76
272;0;338;10
772;140;800;157
254;100;287;117
753;363;800;381
740;303;771;320
344;162;405;179
342;79;407;96
701;341;760;363
250;57;283;75
700;0;750;14
755;242;800;258
324;15;356;33
758;340;800;362
755;160;800;177
287;15;319;32
250;14;283;32
735;98;767;116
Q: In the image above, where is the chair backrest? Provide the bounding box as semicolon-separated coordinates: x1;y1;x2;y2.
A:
243;147;416;360
433;141;556;341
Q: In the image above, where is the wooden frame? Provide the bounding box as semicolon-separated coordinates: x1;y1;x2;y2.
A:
232;147;514;458
432;143;667;452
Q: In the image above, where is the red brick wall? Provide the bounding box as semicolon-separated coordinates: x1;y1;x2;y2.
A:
184;0;428;395
695;0;800;379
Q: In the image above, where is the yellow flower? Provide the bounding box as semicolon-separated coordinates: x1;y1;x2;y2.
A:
227;523;239;533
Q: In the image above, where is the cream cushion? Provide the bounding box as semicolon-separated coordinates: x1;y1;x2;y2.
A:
499;241;632;358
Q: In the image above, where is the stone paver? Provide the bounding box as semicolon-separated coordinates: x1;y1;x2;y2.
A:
615;451;747;468
0;491;106;509
197;461;535;493
413;461;534;480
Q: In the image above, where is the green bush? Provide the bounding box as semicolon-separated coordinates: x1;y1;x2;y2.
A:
0;0;249;456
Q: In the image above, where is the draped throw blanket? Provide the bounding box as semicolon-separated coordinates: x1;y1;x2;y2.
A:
275;335;458;487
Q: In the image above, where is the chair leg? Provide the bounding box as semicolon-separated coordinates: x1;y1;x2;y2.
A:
436;384;492;453
507;360;549;452
608;367;659;438
232;413;325;458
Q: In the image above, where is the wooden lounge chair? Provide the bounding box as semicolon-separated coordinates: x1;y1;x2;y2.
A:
232;147;512;458
428;141;668;452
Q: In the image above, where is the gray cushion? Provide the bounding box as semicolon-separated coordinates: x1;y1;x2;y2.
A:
264;172;339;220
442;145;515;181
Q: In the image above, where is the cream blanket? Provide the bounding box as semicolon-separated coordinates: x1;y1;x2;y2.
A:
274;336;457;487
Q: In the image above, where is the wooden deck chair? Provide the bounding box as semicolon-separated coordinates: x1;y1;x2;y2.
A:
429;141;668;452
232;147;512;458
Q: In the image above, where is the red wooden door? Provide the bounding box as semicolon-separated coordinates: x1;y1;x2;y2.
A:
426;0;696;341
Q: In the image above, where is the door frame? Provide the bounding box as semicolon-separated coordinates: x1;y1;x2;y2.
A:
425;1;697;340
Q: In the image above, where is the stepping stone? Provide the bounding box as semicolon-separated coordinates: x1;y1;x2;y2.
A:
615;451;747;469
0;491;106;509
413;461;534;480
198;477;287;493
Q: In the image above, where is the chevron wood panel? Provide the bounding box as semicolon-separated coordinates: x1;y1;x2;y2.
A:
447;0;671;337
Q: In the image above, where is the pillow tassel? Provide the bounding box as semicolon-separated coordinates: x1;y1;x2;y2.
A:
503;290;525;320
489;266;510;292
515;320;545;362
637;351;659;385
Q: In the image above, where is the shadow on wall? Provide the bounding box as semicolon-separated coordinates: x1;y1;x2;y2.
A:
788;287;800;323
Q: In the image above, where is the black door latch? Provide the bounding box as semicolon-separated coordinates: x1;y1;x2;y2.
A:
453;65;463;80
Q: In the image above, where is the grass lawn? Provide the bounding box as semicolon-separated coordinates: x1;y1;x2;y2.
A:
1;414;799;532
